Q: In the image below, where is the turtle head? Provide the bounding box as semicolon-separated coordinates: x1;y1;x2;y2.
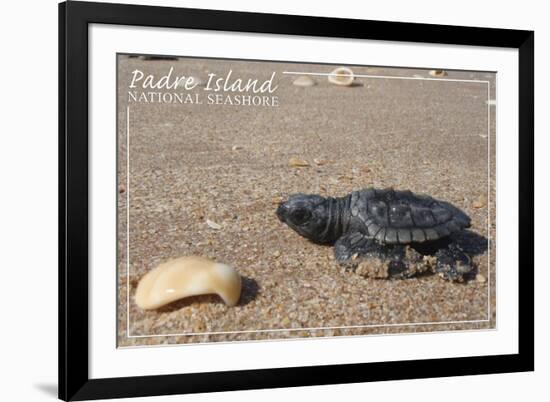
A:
276;193;332;243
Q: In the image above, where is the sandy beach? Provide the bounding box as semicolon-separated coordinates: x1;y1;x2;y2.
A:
117;56;496;347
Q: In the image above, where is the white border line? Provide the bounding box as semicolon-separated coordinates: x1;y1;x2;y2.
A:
128;319;490;339
487;80;492;322
282;71;490;84
126;106;131;337
125;70;493;339
120;326;497;350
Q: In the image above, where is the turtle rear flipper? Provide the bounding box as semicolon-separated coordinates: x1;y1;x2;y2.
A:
434;243;475;282
334;233;430;279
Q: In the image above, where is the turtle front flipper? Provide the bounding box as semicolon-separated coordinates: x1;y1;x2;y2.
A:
334;233;430;279
434;243;475;282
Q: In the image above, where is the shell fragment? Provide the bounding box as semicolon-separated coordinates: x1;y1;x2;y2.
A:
292;76;316;87
288;157;310;167
206;219;222;230
135;256;242;309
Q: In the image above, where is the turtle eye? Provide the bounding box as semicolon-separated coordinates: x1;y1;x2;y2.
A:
290;208;311;224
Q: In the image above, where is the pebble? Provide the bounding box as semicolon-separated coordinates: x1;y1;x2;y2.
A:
206;219;222;230
473;195;486;209
292;76;316;87
272;250;281;258
288;157;310;167
338;175;354;182
361;166;371;174
231;145;243;151
328;67;355;86
135;256;242;309
429;70;447;77
476;274;487;283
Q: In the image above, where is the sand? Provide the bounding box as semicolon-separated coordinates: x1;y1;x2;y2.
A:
116;56;496;347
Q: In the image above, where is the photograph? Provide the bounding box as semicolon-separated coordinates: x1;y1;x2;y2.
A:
117;55;496;347
1;0;542;400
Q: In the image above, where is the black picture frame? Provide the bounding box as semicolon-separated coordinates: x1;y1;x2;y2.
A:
59;1;534;400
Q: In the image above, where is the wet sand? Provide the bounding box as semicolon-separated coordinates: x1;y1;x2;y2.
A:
117;57;496;347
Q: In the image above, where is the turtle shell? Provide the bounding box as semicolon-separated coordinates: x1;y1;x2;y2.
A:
349;188;471;244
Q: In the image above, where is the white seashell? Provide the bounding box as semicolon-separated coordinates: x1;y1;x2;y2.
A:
206;219;222;230
328;67;355;86
293;76;316;87
135;256;242;309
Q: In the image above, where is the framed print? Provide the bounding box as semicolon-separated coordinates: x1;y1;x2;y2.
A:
59;1;534;400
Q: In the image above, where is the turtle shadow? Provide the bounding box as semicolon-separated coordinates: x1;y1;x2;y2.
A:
154;276;259;312
451;230;489;282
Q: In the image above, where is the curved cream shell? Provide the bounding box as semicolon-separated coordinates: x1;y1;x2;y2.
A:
135;256;241;309
328;67;354;86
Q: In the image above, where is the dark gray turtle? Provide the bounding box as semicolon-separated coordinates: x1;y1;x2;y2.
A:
276;188;475;282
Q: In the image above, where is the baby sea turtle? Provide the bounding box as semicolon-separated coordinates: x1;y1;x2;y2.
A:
276;188;475;282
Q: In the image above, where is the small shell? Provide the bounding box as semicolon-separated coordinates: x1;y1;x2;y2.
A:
231;145;243;151
288;157;310;167
328;67;355;86
313;158;329;166
206;219;222;230
293;76;316;87
135;256;241;309
476;274;487;283
429;70;447;77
